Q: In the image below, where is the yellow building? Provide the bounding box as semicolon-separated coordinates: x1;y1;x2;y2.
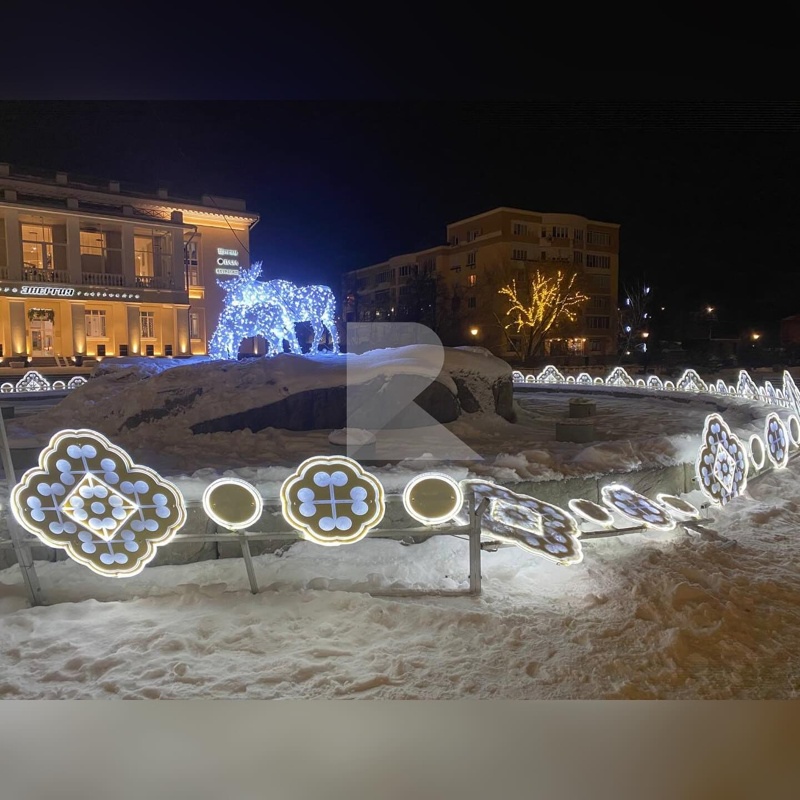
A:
342;207;619;362
0;164;258;363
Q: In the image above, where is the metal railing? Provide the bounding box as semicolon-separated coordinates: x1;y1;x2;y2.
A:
82;272;125;287
22;267;71;283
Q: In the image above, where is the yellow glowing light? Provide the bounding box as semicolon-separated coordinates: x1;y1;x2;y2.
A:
402;473;463;525
470;327;479;336
202;477;263;531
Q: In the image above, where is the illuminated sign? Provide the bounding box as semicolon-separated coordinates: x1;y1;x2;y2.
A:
216;247;240;271
21;285;75;297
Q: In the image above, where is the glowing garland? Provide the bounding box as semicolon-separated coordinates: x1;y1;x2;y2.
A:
695;414;749;507
765;413;789;469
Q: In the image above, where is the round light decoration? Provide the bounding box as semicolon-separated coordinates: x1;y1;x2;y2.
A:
568;498;615;528
655;493;700;520
402;473;463;525
748;434;766;471
788;415;800;447
202;478;263;531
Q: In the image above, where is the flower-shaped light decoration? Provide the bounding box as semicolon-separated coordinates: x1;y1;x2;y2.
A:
456;480;582;565
695;413;749;507
783;371;800;417
764;413;789;469
281;455;385;545
605;367;634;387
10;429;187;577
67;376;87;390
576;372;593;386
764;381;778;406
16;371;51;393
715;379;728;395
676;369;708;393
600;484;676;530
512;370;524;383
536;365;566;384
736;370;758;401
646;375;663;391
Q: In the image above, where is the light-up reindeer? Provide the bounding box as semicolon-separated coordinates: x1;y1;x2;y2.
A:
263;277;340;354
208;265;299;359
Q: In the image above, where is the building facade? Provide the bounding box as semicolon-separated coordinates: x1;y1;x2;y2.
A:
0;164;258;363
342;207;619;361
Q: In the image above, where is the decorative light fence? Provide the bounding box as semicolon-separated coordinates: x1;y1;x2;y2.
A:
0;370;87;394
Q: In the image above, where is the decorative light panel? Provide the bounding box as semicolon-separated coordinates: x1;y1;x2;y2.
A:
764;413;789;469
655;493;700;520
10;429;186;577
600;484;676;530
748;434;766;471
402;473;463;525
457;480;582;565
695;414;749;506
280;455;385;545
568;498;615;527
202;477;264;530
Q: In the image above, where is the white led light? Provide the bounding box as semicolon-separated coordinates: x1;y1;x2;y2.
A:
655;493;700;520
605;367;634;387
536;365;566;384
788;415;800;447
600;484;676;530
764;413;789;469
10;429;187;577
695;413;749;507
402;473;463;525
568;498;615;527
675;369;707;393
202;477;264;531
748;433;766;470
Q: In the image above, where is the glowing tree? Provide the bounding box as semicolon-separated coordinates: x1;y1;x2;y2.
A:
498;269;588;360
207;263;340;360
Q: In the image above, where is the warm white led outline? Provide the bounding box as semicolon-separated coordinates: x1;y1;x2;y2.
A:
695;413;749;507
600;483;676;530
655;493;700;520
568;498;615;527
764;413;789;469
10;428;187;578
280;455;385;546
748;434;766;470
202;477;264;531
787;415;800;447
402;473;464;525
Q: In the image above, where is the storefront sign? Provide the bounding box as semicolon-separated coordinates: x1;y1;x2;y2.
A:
216;247;241;274
20;285;75;297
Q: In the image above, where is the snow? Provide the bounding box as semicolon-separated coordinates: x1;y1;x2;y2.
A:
2;356;800;698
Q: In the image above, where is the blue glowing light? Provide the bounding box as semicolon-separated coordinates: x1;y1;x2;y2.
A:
208;263;340;360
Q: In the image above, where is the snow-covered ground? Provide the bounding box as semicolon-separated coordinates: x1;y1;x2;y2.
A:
1;355;799;698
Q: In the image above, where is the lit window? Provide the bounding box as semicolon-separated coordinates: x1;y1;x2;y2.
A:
189;311;202;340
468;274;477;287
85;309;106;338
140;311;155;339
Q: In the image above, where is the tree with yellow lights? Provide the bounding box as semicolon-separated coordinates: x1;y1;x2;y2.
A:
499;270;588;361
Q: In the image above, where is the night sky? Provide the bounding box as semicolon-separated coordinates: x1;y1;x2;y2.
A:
1;101;798;337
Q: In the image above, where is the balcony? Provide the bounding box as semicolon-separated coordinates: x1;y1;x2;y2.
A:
134;275;176;290
82;272;125;287
23;267;71;283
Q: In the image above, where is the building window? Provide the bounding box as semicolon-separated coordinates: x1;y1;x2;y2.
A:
512;248;527;261
375;268;395;284
586;316;611;330
468;274;477;287
184;239;201;286
134;228;172;281
551;225;569;239
588;295;610;311
512;222;528;235
20;219;67;276
574;251;583;265
587;231;611;246
590;339;603;353
140;311;156;339
540;251;546;261
78;226;122;279
85;309;106;338
399;264;416;278
468;296;477;308
586;254;611;269
189;311;202;340
0;215;7;273
466;251;476;267
573;229;584;243
450;265;462;273
466;228;482;242
590;274;611;292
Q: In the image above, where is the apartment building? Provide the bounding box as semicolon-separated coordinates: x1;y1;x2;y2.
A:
0;163;258;363
342;207;619;361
